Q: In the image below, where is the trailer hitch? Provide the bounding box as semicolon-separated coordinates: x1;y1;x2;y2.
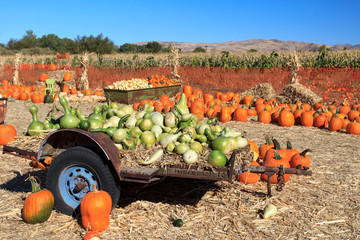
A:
238;164;312;196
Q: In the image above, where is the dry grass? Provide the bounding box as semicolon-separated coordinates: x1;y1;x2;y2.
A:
0;101;359;239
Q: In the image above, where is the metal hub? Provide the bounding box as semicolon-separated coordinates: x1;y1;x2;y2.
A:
59;164;98;209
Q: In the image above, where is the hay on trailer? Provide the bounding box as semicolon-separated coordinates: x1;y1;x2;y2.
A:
238;83;276;100
275;94;292;104
283;83;322;105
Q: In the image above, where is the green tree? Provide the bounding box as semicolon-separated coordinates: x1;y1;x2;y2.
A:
38;34;66;51
7;30;37;50
193;47;206;53
118;43;139;53
142;41;162;53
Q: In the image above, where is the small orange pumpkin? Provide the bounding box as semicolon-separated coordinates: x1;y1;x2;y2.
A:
39;73;49;82
64;72;72;81
237;161;261;184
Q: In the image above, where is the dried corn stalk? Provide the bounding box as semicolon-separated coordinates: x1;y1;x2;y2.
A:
288;51;301;84
79;52;89;90
13;53;21;85
171;44;181;83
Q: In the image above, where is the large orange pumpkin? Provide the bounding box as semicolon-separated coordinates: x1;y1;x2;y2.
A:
22;176;54;224
80;185;112;232
0;124;17;145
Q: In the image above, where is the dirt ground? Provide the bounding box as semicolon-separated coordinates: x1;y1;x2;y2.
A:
0;100;359;240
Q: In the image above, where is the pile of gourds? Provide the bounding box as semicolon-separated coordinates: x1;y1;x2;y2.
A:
27;93;248;167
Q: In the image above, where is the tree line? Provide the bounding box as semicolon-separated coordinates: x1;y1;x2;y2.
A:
0;30;186;55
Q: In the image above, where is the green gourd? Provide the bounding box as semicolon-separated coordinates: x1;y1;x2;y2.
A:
88;104;104;122
58;94;80;129
27;105;44;136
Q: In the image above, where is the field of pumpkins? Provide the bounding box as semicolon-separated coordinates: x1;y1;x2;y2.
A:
0;78;359;239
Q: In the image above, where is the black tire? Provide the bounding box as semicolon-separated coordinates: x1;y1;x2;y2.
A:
46;146;120;216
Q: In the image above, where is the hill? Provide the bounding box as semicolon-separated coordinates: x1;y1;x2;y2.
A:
133;39;358;52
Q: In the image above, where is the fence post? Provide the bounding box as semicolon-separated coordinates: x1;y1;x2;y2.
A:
171;44;181;84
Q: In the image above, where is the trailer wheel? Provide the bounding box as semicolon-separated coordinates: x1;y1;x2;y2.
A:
46;146;120;216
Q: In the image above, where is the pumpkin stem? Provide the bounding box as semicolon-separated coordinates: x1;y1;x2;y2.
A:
274;150;282;160
26;175;41;193
92;184;99;193
286;140;293;150
265;134;272;145
272;139;281;150
300;149;311;157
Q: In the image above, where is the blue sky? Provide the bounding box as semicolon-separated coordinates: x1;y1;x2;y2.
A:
0;0;359;46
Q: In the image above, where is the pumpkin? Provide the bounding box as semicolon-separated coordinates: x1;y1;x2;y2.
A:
84;231;101;240
346;121;360;135
71;88;78;95
246;107;257;116
80;185;112;232
247;140;259;161
278;109;295;127
237;161;261;184
0;124;17;145
62;85;70;95
94;91;103;97
290;149;311;169
39;73;49;82
259;134;274;160
341;116;350;129
328;116;342;131
300;111;314;127
348;110;360;121
160;95;170;106
233;107;247;122
49;64;57;71
263;139;287;162
313;114;328;128
258;109;271;124
262;151;291;184
219;106;231;123
64;72;72;81
31;92;43;103
284;141;299;161
242;95;253;107
22;176;54;224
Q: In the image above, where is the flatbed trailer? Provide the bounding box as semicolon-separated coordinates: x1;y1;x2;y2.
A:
3;129;312;216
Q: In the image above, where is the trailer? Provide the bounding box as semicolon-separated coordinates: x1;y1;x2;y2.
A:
3;129;312;216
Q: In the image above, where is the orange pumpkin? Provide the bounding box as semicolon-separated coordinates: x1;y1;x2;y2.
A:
80;185;112;232
64;72;72;81
262;151;291;184
70;88;78;95
290;149;311;169
39;73;49;82
237;161;261;184
94;91;103;96
233;107;247;122
219;106;231;123
0;124;17;145
278;109;295;127
346;122;360;135
22;176;54;224
183;85;192;98
49;64;57;71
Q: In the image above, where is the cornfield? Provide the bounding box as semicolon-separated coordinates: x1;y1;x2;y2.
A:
0;50;359;68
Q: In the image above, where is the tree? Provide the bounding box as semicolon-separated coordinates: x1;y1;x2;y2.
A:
38;34;66;51
142;41;162;53
118;43;138;53
193;47;206;53
248;49;258;53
